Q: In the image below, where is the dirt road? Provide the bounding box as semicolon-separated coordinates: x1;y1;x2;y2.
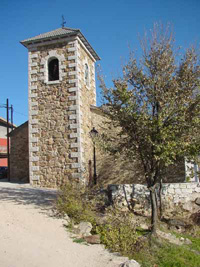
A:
0;182;126;267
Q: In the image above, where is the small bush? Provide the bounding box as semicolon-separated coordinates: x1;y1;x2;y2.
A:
56;181;97;226
97;209;140;256
57;181;140;256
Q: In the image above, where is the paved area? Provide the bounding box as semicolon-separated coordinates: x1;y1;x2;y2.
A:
0;181;126;267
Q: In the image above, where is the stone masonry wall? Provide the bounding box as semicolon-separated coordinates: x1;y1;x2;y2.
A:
108;183;200;216
28;36;96;187
29;41;76;187
10;122;29;182
72;39;96;183
89;107;145;186
89;107;185;186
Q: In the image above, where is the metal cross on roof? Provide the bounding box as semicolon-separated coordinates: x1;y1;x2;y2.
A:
61;15;66;28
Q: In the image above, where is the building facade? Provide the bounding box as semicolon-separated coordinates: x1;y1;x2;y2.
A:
17;27;199;187
0;117;16;167
21;27;100;187
9;121;29;182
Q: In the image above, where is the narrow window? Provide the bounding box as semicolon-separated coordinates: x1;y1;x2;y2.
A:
48;58;59;81
85;63;89;86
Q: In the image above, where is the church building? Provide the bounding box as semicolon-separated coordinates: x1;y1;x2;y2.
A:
9;27;198;187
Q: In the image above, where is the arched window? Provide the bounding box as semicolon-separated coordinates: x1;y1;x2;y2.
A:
85;63;89;86
48;58;59;81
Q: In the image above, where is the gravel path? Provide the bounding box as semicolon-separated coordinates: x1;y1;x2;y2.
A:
0;181;127;267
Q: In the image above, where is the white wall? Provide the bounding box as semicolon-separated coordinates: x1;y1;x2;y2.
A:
0;124;7;138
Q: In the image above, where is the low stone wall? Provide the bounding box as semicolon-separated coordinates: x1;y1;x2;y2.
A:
108;183;200;217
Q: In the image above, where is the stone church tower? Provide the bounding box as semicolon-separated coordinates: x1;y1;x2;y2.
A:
21;27;100;187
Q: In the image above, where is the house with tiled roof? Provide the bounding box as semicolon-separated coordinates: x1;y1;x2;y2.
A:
0;117;16;167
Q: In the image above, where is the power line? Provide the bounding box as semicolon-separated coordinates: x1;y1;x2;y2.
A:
13;110;28;117
0;101;28;118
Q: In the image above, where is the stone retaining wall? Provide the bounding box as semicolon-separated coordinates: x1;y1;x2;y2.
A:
108;183;200;216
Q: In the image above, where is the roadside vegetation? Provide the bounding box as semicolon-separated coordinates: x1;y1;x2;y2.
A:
98;22;200;234
57;22;200;266
56;180;200;267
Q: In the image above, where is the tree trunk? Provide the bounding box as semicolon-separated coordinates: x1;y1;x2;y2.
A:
150;189;158;234
159;179;163;219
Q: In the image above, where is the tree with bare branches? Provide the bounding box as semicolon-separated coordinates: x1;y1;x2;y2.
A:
99;23;200;234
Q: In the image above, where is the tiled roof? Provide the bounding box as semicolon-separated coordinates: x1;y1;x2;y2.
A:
21;28;78;43
21;27;100;61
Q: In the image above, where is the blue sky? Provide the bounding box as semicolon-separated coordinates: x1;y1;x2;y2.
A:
0;0;200;126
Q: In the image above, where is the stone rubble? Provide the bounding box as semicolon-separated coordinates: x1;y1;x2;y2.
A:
77;221;93;237
83;235;101;244
119;259;141;267
157;230;192;246
195;197;200;206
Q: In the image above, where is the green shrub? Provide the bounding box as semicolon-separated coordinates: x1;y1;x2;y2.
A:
56;181;97;226
97;209;140;256
57;183;140;256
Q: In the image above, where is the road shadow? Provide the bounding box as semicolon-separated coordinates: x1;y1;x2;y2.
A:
0;181;59;215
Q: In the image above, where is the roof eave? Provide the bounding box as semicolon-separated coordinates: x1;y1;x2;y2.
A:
77;31;100;61
20;31;77;47
0;117;17;128
20;30;100;61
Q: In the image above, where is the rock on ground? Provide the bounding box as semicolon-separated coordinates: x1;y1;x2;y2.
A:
77;221;93;237
84;235;101;244
157;230;192;245
119;259;141;267
195;197;200;206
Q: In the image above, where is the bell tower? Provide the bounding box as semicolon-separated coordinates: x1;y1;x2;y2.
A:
21;28;100;187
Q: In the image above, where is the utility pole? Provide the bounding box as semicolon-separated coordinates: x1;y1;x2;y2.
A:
6;98;10;182
11;105;13;131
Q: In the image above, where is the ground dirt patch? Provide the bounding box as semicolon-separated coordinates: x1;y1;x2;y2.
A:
0;181;129;267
